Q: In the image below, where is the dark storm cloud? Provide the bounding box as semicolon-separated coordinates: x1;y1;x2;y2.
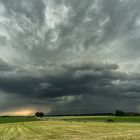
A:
0;62;125;98
0;0;140;114
0;61;139;112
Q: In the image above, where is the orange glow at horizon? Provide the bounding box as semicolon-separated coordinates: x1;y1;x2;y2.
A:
1;109;36;116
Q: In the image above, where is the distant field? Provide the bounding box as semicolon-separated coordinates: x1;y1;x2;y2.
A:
2;116;140;124
47;115;140;123
0;116;38;124
0;120;140;140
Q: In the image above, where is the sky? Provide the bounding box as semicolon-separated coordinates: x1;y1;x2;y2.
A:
0;0;140;115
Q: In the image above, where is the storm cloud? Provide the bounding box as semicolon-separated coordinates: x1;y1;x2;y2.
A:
0;0;140;114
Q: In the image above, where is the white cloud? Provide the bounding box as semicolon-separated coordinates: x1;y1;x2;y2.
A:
44;0;69;29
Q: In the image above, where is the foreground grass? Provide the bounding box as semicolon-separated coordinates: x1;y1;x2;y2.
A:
0;120;140;140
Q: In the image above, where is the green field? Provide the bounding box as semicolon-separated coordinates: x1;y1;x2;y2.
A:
47;115;140;123
0;116;140;139
0;116;38;124
2;116;140;124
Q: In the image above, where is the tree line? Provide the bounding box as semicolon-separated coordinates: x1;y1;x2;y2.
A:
35;110;140;117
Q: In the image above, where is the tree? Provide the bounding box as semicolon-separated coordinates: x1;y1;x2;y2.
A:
35;112;44;118
35;112;40;117
39;112;44;118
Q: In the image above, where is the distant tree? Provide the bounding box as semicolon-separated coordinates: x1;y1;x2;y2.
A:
35;112;44;118
39;112;44;118
35;112;40;117
115;110;125;116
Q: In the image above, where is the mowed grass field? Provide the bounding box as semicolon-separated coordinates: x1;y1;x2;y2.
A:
0;116;140;139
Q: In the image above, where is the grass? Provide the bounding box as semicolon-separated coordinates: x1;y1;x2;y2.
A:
0;116;140;139
0;116;38;124
0;120;140;140
46;115;140;123
1;115;140;124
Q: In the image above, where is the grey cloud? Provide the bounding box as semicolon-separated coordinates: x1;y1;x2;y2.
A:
0;58;14;71
0;62;133;99
1;0;45;25
0;0;140;114
0;35;7;45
